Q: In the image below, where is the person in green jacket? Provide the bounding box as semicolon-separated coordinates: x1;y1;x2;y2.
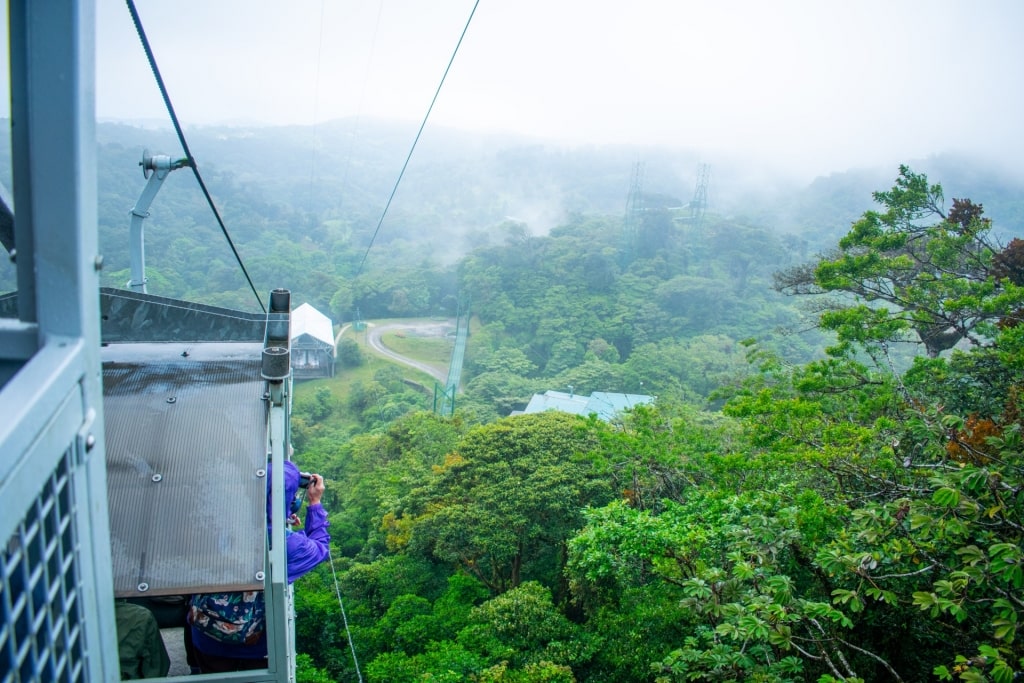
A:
115;601;170;679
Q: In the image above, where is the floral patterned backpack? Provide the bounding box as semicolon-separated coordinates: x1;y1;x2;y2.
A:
188;591;266;645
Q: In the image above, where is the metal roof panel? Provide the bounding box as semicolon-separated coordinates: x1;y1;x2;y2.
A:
522;390;654;421
103;342;268;597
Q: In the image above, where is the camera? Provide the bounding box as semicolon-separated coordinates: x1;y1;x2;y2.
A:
298;473;313;489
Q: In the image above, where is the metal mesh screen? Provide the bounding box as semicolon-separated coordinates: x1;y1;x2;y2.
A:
0;451;86;683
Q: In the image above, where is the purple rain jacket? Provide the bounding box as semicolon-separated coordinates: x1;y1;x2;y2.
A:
191;460;330;661
270;460;331;584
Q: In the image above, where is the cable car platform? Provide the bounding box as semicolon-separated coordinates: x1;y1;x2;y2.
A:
101;289;277;598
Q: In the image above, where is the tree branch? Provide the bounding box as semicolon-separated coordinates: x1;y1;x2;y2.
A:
835;636;904;681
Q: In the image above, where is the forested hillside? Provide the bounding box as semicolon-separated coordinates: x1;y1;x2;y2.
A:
290;166;1024;682
8;120;1022;416
3;120;1024;681
3;119;1021;318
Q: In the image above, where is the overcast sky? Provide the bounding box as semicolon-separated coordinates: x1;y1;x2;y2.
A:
10;1;1024;180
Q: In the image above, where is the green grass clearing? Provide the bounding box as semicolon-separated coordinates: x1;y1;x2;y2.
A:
378;331;453;365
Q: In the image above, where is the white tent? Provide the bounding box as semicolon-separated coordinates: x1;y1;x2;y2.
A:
291;303;336;378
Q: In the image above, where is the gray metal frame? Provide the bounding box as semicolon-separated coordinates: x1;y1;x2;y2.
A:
263;290;296;683
1;2;298;680
1;1;120;680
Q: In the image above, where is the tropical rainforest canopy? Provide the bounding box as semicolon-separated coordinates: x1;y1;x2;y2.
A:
291;163;1023;682
4;122;1024;681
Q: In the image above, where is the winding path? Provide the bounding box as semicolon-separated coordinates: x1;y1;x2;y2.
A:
363;322;451;384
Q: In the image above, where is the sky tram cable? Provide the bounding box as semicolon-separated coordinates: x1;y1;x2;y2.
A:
125;0;266;313
306;0;327;213
336;0;386;216
328;546;364;683
354;0;481;278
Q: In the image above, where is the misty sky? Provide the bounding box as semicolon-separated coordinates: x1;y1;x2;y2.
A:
6;1;1024;180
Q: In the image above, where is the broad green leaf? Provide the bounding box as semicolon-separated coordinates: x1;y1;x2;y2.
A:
932;487;961;507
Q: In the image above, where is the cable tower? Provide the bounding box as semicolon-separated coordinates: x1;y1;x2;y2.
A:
126;0;265;312
621;161;645;266
434;296;471;417
690;163;711;232
352;306;366;332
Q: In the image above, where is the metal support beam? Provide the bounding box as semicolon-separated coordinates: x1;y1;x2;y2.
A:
264;288;295;682
3;1;120;680
0;181;14;254
128;152;189;292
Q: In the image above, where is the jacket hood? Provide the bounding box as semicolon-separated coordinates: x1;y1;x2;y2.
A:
266;460;301;521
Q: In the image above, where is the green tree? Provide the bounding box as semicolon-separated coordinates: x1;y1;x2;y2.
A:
295;569;365;681
776;166;1024;357
463;370;539;417
472;346;538;376
567;494;854;683
728;171;1024;680
337;337;365;367
296;653;335;683
550;358;625;398
810;330;1024;682
459;581;592;673
366;641;485;683
334;411;465;558
397;412;612;595
705;221;788;294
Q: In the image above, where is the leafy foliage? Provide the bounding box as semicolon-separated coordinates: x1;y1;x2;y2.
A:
777;166;1024;357
396;412;613;595
74;147;1017;682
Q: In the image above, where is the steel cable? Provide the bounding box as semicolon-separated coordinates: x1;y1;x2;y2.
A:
354;0;481;278
125;0;266;312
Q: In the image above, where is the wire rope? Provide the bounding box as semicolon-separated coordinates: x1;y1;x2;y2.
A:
306;0;327;213
125;0;266;313
354;0;481;278
337;0;386;214
328;546;364;683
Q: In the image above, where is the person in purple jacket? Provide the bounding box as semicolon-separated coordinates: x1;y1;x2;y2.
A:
188;460;331;673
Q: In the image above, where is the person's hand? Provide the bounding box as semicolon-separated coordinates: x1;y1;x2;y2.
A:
288;513;302;527
306;473;325;505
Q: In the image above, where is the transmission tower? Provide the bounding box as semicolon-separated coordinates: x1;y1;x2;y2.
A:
621;161;645;266
351;305;366;332
434;296;471;417
690;163;711;232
